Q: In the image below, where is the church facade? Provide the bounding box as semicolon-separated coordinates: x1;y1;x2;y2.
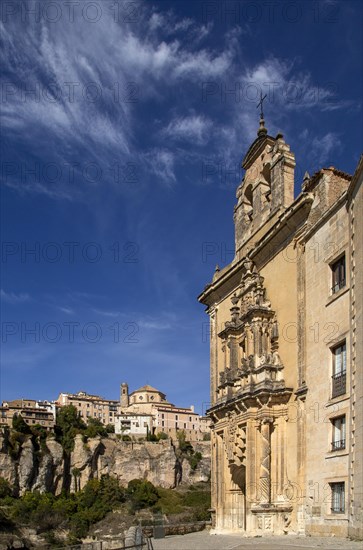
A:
198;115;362;538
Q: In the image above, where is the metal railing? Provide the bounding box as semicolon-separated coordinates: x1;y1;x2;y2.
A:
331;439;346;451
331;278;346;294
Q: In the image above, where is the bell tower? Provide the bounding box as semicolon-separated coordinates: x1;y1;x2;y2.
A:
234;98;296;256
120;382;129;408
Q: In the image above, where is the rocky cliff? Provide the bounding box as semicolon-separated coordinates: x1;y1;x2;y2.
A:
0;433;210;495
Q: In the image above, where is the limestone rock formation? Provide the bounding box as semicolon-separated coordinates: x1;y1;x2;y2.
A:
0;434;210;495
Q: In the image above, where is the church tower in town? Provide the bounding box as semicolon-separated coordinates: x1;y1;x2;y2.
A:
199;101;361;537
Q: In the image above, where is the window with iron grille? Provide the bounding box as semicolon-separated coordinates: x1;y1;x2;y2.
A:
331;415;346;451
330;482;345;513
331;255;346;294
332;342;346;398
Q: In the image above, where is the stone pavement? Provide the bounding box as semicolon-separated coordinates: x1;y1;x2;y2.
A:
151;531;363;550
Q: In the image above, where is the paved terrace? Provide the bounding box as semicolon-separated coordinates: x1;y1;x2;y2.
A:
152;531;362;550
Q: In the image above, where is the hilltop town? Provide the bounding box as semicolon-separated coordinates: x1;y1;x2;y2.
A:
0;383;210;441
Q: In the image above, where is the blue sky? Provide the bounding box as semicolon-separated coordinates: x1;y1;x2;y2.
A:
1;0;362;413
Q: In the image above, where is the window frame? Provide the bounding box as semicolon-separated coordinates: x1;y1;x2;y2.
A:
330;482;345;514
331;415;346;451
331;341;347;398
330;254;346;294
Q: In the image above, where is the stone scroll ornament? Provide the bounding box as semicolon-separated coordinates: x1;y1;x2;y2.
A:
259;418;273;504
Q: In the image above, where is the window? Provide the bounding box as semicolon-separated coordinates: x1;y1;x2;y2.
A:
184;423;187;429
330;482;345;513
244;184;253;220
331;255;346;294
175;415;178;420
332;342;347;398
162;421;164;427
331;416;346;451
175;422;178;428
189;416;192;422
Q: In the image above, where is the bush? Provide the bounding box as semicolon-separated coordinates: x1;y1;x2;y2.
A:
146;433;158;442
84;418;108;439
188;451;202;471
0;477;12;499
176;430;193;454
55;405;86;453
8;475;125;539
157;432;168;440
12;414;31;434
127;479;159;512
203;432;211;441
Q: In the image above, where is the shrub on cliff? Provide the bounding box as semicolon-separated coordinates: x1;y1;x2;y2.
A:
0;477;12;499
127;479;160;512
188;451;203;471
83;417;108;439
55;405;86;453
176;430;194;454
12;414;31;435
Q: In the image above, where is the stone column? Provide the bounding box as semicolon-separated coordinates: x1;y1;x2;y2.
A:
259;418;273;504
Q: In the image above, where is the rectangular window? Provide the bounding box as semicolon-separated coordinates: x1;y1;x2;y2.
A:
189;416;192;422
332;342;347;398
175;415;178;420
184;423;187;429
331;255;346;294
175;422;178;428
162;420;164;427
331;416;346;451
330;482;345;513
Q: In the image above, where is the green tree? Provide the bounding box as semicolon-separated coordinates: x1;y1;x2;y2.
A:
176;430;193;454
0;477;12;499
84;417;108;438
12;414;31;434
127;479;159;511
188;451;202;471
55;405;86;453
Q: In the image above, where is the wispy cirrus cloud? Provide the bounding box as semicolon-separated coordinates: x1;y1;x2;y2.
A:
57;306;75;315
161;115;213;145
1;289;31;304
312;132;342;165
144;148;176;186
